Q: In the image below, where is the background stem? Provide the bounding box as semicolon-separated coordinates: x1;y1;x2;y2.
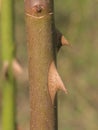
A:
1;0;16;129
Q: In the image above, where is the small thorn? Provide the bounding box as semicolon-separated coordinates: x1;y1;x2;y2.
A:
55;28;70;52
12;59;23;76
48;61;67;104
1;59;23;79
61;36;69;46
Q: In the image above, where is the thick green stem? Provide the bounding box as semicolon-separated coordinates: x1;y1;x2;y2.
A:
25;0;57;130
2;69;16;130
1;0;16;130
1;0;15;61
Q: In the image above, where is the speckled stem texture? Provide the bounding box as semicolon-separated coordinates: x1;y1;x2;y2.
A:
25;0;57;130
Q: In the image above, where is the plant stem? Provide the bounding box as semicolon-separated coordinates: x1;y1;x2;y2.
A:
1;0;16;129
25;0;57;130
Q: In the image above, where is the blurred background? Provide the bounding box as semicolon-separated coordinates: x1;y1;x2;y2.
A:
0;0;98;130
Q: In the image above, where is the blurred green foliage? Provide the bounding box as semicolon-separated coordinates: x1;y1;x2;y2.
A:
55;0;98;130
0;0;98;130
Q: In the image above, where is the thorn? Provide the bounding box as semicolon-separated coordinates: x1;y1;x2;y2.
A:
1;59;23;80
61;35;69;46
12;59;23;76
55;28;70;52
48;61;67;104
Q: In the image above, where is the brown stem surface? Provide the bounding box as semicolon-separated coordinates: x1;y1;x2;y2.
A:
25;0;57;130
25;0;68;129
